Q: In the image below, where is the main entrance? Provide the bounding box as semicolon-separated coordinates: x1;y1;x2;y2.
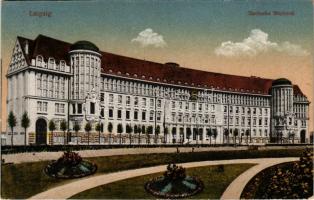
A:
36;118;47;145
300;130;306;143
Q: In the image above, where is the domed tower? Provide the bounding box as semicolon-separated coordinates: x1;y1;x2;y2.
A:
271;78;295;143
69;41;102;121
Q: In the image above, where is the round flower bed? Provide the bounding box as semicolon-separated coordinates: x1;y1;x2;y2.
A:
45;151;97;179
145;164;203;198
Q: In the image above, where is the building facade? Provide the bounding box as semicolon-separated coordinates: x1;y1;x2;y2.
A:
5;35;310;145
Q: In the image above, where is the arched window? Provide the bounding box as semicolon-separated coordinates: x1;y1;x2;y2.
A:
36;55;43;67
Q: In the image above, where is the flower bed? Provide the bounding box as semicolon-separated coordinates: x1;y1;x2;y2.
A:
44;151;97;179
145;164;203;198
241;149;313;199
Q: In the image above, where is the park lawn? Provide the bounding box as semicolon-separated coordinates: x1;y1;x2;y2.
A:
71;164;255;199
1;148;308;199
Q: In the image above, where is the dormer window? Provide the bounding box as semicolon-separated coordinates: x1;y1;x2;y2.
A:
36;55;43;67
48;58;55;69
60;60;65;71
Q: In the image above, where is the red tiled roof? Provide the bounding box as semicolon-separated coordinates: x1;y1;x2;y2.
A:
17;35;306;97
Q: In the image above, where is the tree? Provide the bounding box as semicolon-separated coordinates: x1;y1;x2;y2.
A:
207;129;213;146
155;125;160;144
234;128;239;145
8;111;17;147
126;124;133;145
48;120;56;145
21;111;30;146
245;130;250;145
108;122;113;145
73;122;80;145
147;125;153;144
95;123;101;144
212;129;218;145
117;123;123;144
224;129;229;145
137;125;142;144
172;127;177;144
84;122;92;145
164;126;169;143
186;128;192;143
60;120;67;145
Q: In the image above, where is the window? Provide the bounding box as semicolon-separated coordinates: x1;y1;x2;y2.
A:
179;102;182;109
109;94;114;103
236;107;239;114
117;110;122;119
134;97;138;106
72;104;76;114
259;118;262;126
149;111;154;121
134;110;138;120
265;130;268;136
157;112;161;121
224;116;227;125
60;104;65;113
247;108;251;114
241;117;245;126
126;96;130;105
77;104;82;114
90;102;95;114
192;103;196;110
109;109;113;118
126;110;130;119
142;111;146;121
248;118;251;126
101;108;104;117
253;108;256;115
236;117;239;125
150;99;154;108
211;105;215;111
224;106;227;113
43;102;48;112
157;100;161;108
229;106;233;113
142;98;146;107
37;101;42;112
199;103;202;111
172;113;175;122
100;93;104;102
172;101;175;109
118;95;122;104
186;102;189;110
265;119;268;126
55;103;59;113
253;118;256;126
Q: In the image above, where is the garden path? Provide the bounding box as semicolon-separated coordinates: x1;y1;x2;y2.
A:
29;157;298;199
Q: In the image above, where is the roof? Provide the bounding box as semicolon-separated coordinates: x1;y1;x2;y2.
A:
16;34;306;97
70;41;99;52
272;78;292;86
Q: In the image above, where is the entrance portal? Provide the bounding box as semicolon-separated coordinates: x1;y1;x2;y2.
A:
300;130;306;143
36;118;47;145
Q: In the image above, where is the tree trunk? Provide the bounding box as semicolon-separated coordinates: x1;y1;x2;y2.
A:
76;131;79;145
99;131;101;144
210;136;212;146
129;134;131;146
88;132;90;145
109;133;111;145
11;128;14;147
138;133;140;145
64;131;66;145
24;128;27;146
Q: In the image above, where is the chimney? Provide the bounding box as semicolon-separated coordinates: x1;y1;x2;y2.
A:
25;40;29;55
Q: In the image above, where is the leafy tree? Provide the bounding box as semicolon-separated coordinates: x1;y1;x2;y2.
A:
172;127;177;144
108;122;113;145
117;123;123;144
84;122;92;145
155;125;160;144
126;124;133;145
147;125;153;144
73;122;80;145
21;111;30;146
234;128;239;145
164;126;169;143
137;125;142;144
60;120;67;145
245;129;250;145
224;129;229;145
186;128;192;143
212;129;218;145
95;122;101;144
7;111;17;147
48;120;56;145
207;129;213;146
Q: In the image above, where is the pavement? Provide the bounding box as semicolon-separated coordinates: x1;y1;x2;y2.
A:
29;157;298;199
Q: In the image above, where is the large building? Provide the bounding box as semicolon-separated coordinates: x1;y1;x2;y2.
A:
5;35;310;145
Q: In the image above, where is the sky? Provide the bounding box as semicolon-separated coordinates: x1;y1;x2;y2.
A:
1;0;313;132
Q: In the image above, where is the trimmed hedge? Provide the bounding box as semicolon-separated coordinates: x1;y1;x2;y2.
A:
1;143;312;154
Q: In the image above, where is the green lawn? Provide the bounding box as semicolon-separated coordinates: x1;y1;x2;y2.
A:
71;164;254;199
1;148;308;199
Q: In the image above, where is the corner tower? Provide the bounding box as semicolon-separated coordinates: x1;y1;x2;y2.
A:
69;41;102;122
270;78;295;142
